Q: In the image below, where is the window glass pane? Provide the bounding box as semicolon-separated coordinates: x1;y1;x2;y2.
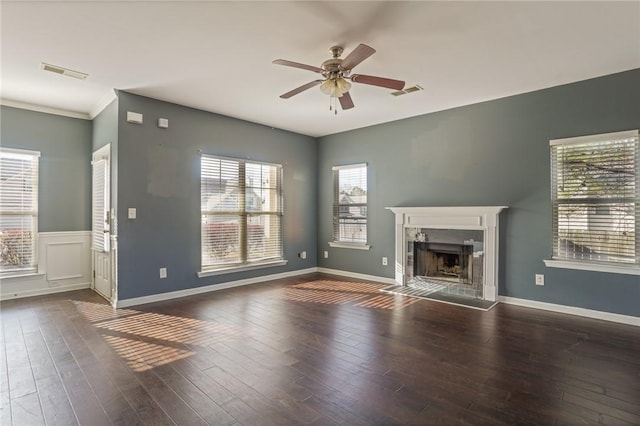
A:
554;139;636;200
247;214;281;261
201;158;240;212
0;215;35;271
201;215;241;266
554;202;636;264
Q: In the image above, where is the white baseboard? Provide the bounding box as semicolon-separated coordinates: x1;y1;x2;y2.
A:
0;282;91;301
316;267;396;285
499;296;640;327
116;267;318;308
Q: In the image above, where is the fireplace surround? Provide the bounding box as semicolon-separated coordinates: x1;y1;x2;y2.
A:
386;206;507;301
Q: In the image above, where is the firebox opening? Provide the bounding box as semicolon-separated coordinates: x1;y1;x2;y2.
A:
414;242;473;284
435;252;461;276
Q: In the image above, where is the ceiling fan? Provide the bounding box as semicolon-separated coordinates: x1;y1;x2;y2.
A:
273;44;405;113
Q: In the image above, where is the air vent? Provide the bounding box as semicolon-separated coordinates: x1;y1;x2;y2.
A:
41;62;88;80
391;85;424;96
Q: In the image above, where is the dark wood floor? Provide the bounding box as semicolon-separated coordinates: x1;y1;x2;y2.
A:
1;273;639;425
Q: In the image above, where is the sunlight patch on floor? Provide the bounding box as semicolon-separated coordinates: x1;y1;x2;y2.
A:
103;334;195;372
73;300;244;372
283;279;419;310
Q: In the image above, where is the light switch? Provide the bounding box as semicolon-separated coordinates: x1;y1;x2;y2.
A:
128;208;136;219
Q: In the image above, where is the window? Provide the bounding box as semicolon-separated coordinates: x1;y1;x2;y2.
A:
548;130;639;272
0;148;40;275
200;154;283;273
330;163;369;249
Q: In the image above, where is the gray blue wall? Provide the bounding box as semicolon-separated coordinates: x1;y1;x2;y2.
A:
92;98;119;225
317;69;640;317
115;92;318;300
0;106;92;232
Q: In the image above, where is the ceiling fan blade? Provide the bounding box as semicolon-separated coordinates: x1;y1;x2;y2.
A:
340;44;376;70
351;74;405;90
272;59;324;74
339;92;354;110
279;80;324;99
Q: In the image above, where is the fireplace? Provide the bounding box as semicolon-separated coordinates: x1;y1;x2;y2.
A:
414;242;473;283
386;206;507;302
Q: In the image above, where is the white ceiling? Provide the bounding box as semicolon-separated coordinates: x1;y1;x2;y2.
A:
2;1;639;137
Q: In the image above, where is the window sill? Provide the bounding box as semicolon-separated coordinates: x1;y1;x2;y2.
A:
0;271;44;281
328;241;371;250
198;259;288;278
544;259;640;276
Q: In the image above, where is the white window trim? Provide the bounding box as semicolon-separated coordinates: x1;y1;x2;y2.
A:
0;147;40;277
549;129;639;147
200;154;284;275
198;259;288;278
328;241;371;250
547;129;639;273
331;162;369;248
543;259;640;275
0;147;41;157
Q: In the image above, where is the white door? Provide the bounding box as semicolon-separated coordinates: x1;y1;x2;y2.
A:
92;144;111;300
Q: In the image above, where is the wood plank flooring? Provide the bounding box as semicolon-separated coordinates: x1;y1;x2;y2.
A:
1;273;638;425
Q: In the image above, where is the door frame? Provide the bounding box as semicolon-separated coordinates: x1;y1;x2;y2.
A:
91;143;114;303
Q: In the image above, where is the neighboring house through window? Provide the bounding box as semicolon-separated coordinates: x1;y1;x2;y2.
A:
200;154;284;274
0;148;40;276
547;129;639;274
330;163;369;249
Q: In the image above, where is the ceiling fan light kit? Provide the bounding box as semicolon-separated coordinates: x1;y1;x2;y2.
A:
319;77;351;98
273;44;405;114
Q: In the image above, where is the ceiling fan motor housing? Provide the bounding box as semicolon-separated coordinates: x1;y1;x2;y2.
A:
322;58;346;77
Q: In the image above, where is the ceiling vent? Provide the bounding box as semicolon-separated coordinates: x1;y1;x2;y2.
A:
41;62;88;80
391;85;423;96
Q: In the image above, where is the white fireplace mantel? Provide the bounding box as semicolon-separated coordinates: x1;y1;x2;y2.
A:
386;206;508;302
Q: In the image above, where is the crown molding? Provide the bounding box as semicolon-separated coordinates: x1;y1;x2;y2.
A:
0;99;90;120
89;90;118;119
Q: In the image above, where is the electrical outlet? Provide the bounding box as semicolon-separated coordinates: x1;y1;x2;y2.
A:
535;274;544;286
160;267;167;279
323;251;329;258
299;251;307;260
382;257;388;266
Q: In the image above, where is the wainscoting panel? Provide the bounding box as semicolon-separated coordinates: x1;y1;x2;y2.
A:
0;231;91;300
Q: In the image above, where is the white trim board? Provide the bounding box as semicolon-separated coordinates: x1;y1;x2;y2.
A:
499;296;639;327
116;267;317;308
0;282;91;301
40;231;91;238
0;98;90;120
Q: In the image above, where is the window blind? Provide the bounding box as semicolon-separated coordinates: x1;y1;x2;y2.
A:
0;148;40;273
201;155;283;269
333;163;367;244
550;130;639;265
92;158;109;252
